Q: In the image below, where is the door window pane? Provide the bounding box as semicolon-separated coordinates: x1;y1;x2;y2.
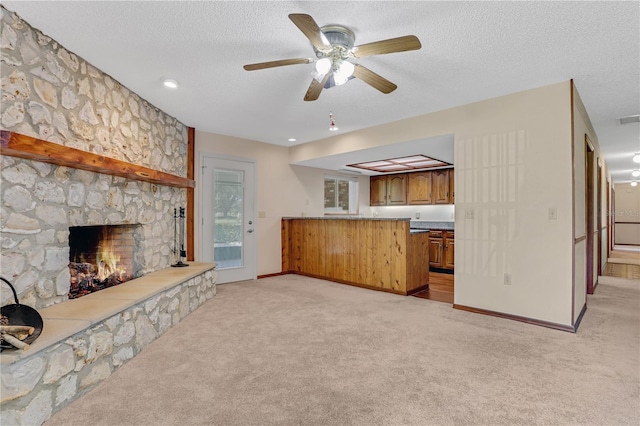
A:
214;169;243;268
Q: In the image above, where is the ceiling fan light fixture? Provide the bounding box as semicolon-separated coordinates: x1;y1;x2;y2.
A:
315;58;332;75
333;61;355;86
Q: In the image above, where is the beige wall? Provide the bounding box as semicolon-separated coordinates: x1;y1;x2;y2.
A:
290;81;578;327
194;131;369;275
614;182;640;245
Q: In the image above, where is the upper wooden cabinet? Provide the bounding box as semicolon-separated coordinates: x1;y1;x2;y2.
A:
375;168;453;206
432;169;450;204
370;175;388;206
370;174;407;206
407;172;433;205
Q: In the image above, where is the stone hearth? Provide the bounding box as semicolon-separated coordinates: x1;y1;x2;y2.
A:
1;262;216;425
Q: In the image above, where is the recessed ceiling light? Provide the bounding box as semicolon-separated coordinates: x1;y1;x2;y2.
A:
632;170;640;178
163;79;178;89
633;153;640;163
288;138;296;142
631;181;638;187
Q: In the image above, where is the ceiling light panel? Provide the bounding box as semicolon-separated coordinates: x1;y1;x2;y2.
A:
347;154;451;173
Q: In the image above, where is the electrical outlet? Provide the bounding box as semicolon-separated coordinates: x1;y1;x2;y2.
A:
416;212;420;219
258;211;266;218
504;273;512;285
548;208;557;220
465;209;475;219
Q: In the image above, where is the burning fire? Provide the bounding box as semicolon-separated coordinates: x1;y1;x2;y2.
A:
96;239;125;281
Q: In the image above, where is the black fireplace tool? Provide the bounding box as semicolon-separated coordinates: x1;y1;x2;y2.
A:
171;207;189;267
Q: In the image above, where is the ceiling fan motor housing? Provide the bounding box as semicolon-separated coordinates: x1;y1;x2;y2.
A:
315;25;355;58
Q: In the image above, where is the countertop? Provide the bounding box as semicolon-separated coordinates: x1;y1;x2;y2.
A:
410;221;455;231
281;217;455;230
282;217;411;221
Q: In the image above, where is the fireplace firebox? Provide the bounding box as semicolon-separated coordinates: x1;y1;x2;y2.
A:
68;224;142;299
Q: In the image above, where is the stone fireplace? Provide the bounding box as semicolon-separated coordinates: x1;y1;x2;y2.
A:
0;7;216;425
68;224;143;298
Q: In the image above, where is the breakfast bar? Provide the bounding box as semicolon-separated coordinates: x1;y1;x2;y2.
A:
281;217;429;295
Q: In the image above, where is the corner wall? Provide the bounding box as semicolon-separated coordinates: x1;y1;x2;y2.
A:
290;81;577;327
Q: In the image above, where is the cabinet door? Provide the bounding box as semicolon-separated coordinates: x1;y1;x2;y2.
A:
433;169;450;204
387;174;407;205
449;168;454;204
429;238;443;268
444;233;455;269
370;176;388;206
407;172;432;205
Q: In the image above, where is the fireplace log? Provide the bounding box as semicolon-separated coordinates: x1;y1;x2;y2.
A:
0;325;35;335
1;333;30;350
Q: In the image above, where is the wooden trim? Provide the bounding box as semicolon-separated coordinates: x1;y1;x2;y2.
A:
453;304;578;333
258;272;290;279
406;283;430;296
574;235;587;244
613;221;640;225
0;131;195;188
186;127;195;261
289;271;408;296
570;79;576;324
585;136;595;295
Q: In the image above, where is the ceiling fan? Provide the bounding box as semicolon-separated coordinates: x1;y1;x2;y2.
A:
243;14;422;101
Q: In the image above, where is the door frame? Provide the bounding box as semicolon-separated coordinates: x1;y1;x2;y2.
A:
585;137;595;294
200;153;257;283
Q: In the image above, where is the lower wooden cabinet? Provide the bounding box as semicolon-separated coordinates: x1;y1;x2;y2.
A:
429;230;454;270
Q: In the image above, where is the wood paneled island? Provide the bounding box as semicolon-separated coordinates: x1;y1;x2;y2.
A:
281;218;429;295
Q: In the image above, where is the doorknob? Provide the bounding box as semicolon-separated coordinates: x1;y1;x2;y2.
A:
248;220;253;225
247;229;254;233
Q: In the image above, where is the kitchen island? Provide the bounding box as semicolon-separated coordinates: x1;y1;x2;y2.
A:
281;217;429;295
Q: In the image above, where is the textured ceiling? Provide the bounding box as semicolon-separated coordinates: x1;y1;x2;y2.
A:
2;1;639;182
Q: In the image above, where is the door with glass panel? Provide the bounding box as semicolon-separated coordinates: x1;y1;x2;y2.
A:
201;156;256;283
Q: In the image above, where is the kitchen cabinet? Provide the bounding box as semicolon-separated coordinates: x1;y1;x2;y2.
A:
407;172;432;204
371;168;454;206
429;230;454;270
432;169;450;204
370;174;407;206
444;232;455;269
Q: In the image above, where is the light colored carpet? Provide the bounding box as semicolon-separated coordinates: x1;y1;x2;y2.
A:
45;274;640;426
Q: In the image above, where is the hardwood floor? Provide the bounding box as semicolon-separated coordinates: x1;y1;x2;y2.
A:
412;271;454;304
603;262;640;279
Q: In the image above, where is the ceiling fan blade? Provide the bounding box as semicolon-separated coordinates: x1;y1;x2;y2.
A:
289;13;332;52
352;35;421;58
304;73;331;101
352;64;397;94
243;58;313;71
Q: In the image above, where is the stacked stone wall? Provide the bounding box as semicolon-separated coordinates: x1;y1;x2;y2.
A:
0;6;189;308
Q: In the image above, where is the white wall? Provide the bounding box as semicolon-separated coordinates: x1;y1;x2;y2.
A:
194;131;369;275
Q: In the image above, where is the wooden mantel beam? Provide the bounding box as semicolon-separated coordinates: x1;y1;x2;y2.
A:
0;131;195;189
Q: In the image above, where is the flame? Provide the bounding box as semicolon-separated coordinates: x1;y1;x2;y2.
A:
96;237;125;281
